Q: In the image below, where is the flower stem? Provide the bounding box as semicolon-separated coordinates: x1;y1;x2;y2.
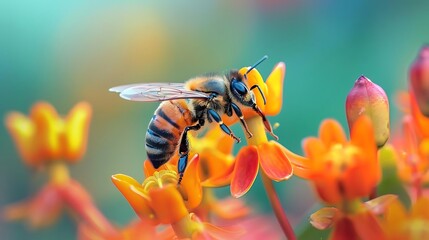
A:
261;171;296;240
49;161;70;185
171;214;200;239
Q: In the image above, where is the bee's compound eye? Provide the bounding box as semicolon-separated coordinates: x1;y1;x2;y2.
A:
232;80;248;96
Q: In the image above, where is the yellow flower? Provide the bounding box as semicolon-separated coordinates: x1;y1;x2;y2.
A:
5;101;92;167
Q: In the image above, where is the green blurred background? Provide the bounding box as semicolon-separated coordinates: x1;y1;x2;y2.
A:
0;0;428;239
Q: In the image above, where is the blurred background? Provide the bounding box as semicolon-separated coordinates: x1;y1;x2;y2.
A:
0;0;428;239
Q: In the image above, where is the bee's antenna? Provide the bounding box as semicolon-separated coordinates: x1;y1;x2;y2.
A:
245;55;268;77
250;84;266;105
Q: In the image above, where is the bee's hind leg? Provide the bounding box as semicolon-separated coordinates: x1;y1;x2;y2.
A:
177;123;202;184
207;109;241;143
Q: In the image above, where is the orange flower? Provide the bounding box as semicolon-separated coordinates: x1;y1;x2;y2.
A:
5;101;92;167
297;116;380;204
310;195;395;240
382;197;429;240
188;127;236;187
112;155;201;225
228;62;293;198
113;155;243;239
2;179;118;237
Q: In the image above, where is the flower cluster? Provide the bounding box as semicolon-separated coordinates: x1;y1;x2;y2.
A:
5;46;429;239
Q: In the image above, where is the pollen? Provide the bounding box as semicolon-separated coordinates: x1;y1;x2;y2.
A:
323;144;360;174
142;170;178;193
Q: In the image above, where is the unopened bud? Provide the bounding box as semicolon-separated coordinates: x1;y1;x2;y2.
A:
346;75;390;148
410;45;429;116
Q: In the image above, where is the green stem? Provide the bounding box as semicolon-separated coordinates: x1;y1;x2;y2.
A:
261;171;296;240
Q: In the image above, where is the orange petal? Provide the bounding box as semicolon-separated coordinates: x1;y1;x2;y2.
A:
231;146;259;198
280;144;313;179
349;210;386;240
63;102;92;162
265;62;285;116
310;207;341;230
148;185;188;224
330;218;359;240
312;172;342;204
411;197;429;219
395;91;410;114
351;116;376;158
342;162;376;200
143;159;173;178
111;174;154;220
180;155;202;210
258;141;293;181
200;158;234;187
319;119;347;147
302;137;327;160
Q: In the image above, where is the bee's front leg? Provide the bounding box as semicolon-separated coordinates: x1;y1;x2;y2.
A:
207;109;240;143
230;102;253;138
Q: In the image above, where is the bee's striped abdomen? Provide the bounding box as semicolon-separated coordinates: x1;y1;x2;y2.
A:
145;100;195;169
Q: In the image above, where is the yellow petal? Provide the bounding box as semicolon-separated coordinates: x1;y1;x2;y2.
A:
5;112;40;166
30;102;62;160
239;66;268;112
63;102;92;162
265;62;285;116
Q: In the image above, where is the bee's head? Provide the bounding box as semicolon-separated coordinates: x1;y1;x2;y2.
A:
229;72;256;107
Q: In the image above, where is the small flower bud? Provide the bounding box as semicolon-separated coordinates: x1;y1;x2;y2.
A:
346;75;390;148
410;45;429;116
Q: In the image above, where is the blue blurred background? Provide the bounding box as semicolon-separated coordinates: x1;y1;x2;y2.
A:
0;0;428;239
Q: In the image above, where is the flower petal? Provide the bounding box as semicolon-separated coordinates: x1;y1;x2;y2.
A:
61;180;118;237
210;197;251;220
319;119;347;147
63;102;92;162
330;218;359;240
180;154;202;210
5;112;40;167
265;62;285;116
258;141;293;181
302;137;326;160
310;207;341;230
111;174;154;219
231;146;259;198
350;115;376;159
30;102;62;160
148;185;188;224
143;159;174;178
239;66;268;112
365;194;397;215
349;210;386;240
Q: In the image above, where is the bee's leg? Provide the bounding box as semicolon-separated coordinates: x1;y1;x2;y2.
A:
230;103;253;138
177;123;202;184
207;109;241;143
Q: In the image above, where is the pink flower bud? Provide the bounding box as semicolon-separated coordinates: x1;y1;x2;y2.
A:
410;45;429;116
346;75;390;148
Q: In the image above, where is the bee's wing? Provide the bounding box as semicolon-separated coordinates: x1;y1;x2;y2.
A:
110;83;210;102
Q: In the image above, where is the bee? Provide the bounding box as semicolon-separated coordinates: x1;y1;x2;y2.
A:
110;56;278;184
